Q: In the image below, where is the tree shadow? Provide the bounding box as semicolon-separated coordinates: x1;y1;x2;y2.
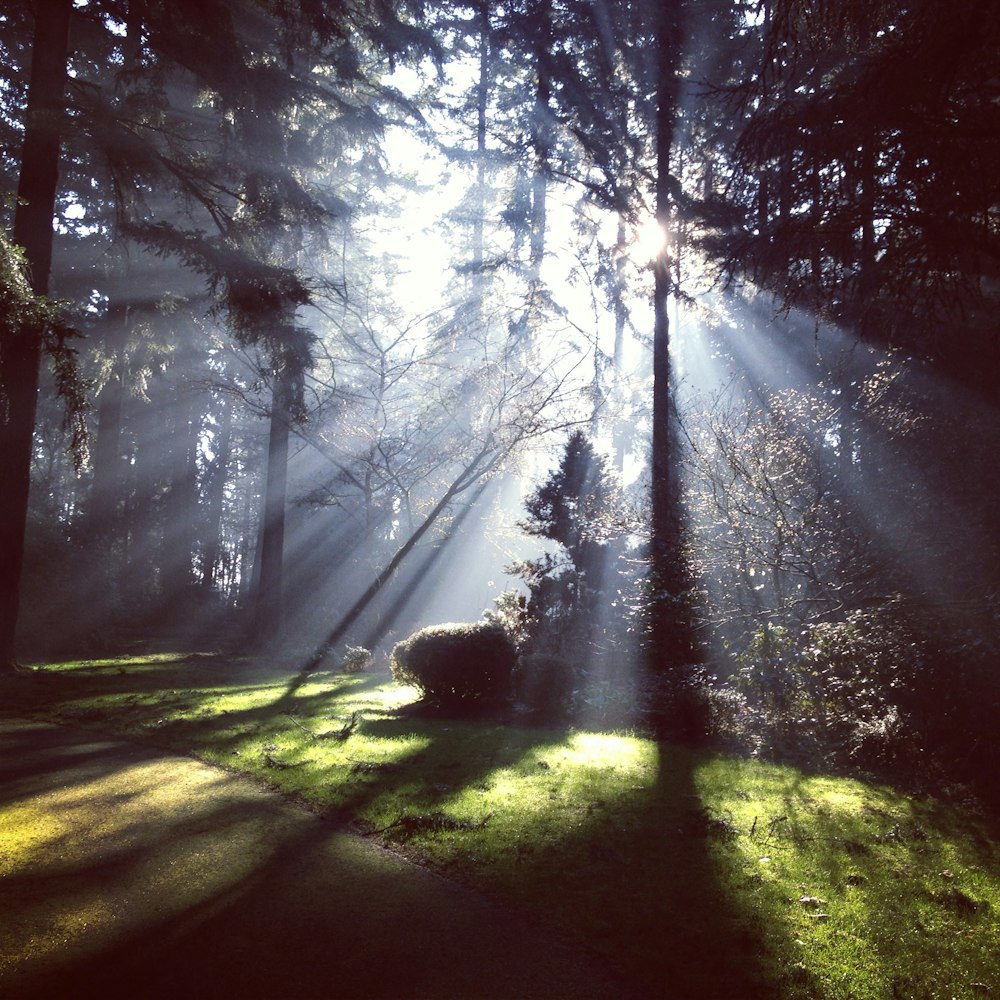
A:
3;661;822;996
0;717;636;1000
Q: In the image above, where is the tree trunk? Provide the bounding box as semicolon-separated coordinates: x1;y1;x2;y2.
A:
471;1;490;318
612;214;629;470
200;395;233;591
0;0;72;669
89;302;129;562
254;368;292;642
650;0;681;592
648;0;696;688
528;0;552;286
161;380;201;607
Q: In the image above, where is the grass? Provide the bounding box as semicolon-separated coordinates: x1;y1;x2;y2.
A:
4;652;998;999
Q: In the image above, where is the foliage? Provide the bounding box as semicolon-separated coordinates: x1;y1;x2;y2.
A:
340;645;372;674
511;431;632;659
714;602;1000;811
725;614;910;767
709;0;1000;392
389;620;516;708
0;233;89;469
484;590;535;653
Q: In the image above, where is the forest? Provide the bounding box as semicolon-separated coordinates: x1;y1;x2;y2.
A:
2;0;999;811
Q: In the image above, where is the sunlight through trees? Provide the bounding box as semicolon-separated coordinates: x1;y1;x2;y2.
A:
1;0;997;784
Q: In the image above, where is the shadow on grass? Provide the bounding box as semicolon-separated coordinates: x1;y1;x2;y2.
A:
0;718;638;1000
1;659;838;997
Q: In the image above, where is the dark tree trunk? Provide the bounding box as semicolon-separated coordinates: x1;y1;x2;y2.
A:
612;213;629;470
0;0;72;669
471;1;490;317
528;0;552;285
648;0;697;699
161;381;201;606
650;0;682;597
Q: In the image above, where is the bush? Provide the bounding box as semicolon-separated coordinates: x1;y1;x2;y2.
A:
341;646;373;674
390;620;517;707
514;653;576;718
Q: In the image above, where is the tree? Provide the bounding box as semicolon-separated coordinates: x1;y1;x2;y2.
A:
1;0;73;670
710;0;1000;399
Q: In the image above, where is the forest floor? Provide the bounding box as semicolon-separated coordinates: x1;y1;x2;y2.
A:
0;715;636;1000
2;653;998;999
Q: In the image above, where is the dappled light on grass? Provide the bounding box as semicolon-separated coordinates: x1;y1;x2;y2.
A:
692;759;1000;999
5;654;998;998
0;746;282;988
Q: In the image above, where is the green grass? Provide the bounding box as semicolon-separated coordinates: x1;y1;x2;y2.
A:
4;653;998;998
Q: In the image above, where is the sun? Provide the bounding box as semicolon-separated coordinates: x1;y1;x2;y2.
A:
629;217;667;265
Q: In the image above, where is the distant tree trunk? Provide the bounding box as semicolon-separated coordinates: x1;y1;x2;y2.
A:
200;395;233;591
528;0;552;286
161;381;201;606
0;0;72;670
612;214;629;470
239;467;259;605
86;2;141;590
121;386;162;603
254;367;292;642
89;302;129;577
471;1;490;317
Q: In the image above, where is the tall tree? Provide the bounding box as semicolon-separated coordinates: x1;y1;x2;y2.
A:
0;0;72;669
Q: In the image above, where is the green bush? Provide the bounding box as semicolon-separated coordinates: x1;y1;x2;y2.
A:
390;620;516;707
513;653;576;717
341;645;372;674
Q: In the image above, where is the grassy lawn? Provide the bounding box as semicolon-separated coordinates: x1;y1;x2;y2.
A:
4;652;998;999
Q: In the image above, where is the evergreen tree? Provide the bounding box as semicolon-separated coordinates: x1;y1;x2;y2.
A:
515;431;627;655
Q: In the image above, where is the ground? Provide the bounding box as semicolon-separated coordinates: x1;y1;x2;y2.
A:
0;717;639;999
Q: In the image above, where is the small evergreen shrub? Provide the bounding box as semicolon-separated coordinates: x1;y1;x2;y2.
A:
341;646;373;674
514;653;576;717
390;620;516;707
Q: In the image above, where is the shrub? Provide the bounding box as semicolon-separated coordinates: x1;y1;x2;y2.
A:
390;620;516;707
514;653;576;718
485;590;535;652
341;646;373;674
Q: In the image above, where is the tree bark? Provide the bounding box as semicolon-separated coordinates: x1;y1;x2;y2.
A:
650;0;682;592
471;1;490;318
648;0;696;683
0;0;72;669
161;380;201;605
200;396;233;591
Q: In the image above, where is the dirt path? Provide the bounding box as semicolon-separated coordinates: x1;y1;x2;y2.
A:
0;718;633;999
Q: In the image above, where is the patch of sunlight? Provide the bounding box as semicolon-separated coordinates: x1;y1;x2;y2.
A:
0;898;112;975
563;731;658;775
39;652;187;672
685;754;1000;1000
344;732;433;767
292;677;420;717
0;805;68;876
